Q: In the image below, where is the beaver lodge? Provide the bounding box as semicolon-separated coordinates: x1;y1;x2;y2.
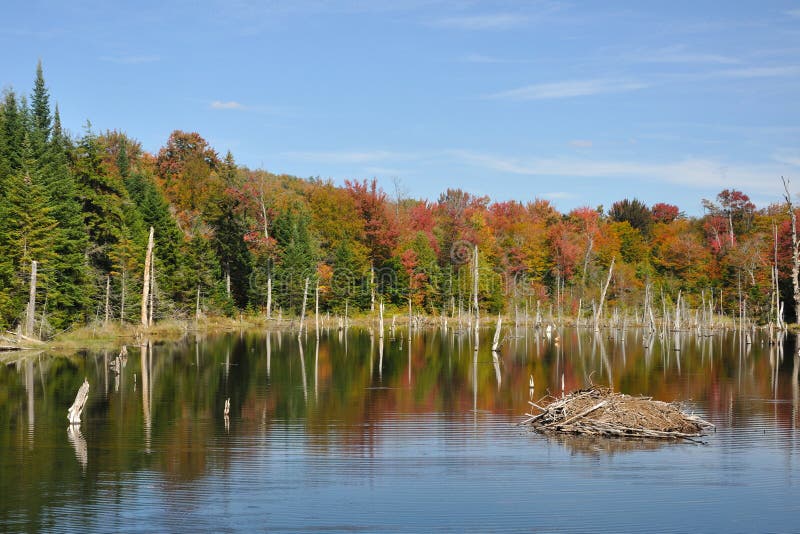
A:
522;387;714;441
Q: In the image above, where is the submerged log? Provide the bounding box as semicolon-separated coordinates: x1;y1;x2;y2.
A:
67;379;90;425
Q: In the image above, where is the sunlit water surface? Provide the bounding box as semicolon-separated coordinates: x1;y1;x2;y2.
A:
2;327;799;532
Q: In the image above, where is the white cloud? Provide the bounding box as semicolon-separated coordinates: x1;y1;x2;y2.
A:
461;53;528;64
773;150;800;167
488;79;648;100
785;9;800;18
210;100;246;110
448;149;789;195
569;140;593;148
542;191;573;199
627;45;739;65
282;150;414;164
100;55;160;64
715;65;800;78
434;13;527;30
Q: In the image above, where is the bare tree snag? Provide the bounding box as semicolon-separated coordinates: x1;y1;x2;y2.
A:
299;277;309;336
370;263;375;313
315;280;320;331
120;270;126;323
141;227;154;327
104;275;110;327
25;260;37;338
67;378;89;425
148;252;155;327
492;314;502;352
379;298;385;339
783;178;800;323
266;276;272;320
196;285;201;321
594;257;615;333
473;245;479;327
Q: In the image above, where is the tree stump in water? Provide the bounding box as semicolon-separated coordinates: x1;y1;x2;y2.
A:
68;379;90;425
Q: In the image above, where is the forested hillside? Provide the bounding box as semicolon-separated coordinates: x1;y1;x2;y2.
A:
0;65;795;335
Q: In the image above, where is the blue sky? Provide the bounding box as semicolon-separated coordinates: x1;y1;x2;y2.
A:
2;0;799;214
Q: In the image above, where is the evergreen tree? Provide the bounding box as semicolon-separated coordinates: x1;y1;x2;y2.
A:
72;125;128;273
124;170;184;304
329;239;367;313
210;152;251;309
41;105;92;328
0;136;58;327
0;91;24;182
212;198;252;309
273;208;316;313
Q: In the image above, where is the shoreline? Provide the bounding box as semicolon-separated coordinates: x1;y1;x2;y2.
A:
2;310;796;360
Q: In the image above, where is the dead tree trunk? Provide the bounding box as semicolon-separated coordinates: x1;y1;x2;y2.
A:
104;275;110;327
379;298;385;339
67;378;89;425
473;245;480;327
492;314;502;352
141;227;154;327
195;285;201;320
774;222;784;329
315;280;320;331
25;260;37;338
120;270;126;324
783;178;800;323
266;276;272;320
148;253;155;327
299;277;309;335
370;263;375;313
594;257;615;333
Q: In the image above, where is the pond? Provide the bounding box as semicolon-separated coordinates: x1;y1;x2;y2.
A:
2;326;799;532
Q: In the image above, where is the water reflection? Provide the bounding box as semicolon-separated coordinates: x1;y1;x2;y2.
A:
1;327;799;532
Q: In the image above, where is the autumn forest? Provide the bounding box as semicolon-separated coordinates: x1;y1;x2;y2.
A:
0;64;796;336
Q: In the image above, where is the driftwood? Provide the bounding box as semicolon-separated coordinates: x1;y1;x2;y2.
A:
522;386;714;441
68;379;90;425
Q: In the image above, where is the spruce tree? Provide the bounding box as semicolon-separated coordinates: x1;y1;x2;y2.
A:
39;104;92;328
0;91;24;181
72;125;128;273
273;208;316;313
0;135;58;327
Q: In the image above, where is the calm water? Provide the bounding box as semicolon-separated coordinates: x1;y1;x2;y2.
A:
2;326;799;533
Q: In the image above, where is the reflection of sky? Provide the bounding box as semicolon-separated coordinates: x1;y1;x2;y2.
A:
43;416;800;532
3;329;800;532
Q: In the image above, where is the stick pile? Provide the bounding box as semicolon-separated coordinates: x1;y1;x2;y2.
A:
522;386;714;440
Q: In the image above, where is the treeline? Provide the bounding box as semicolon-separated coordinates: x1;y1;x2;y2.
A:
0;64;796;335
